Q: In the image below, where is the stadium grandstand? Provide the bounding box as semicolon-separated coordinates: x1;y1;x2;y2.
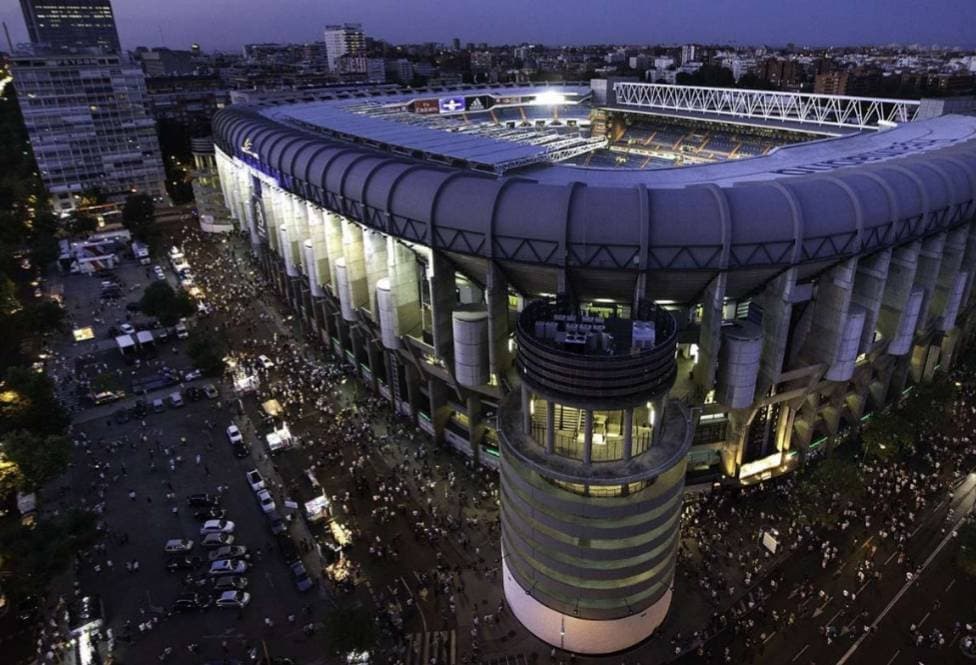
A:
207;78;976;654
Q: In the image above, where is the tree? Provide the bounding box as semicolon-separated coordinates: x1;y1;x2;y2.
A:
322;604;377;656
187;329;226;377
121;193;157;243
19;300;65;334
861;410;914;461
66;213;98;236
1;429;70;491
0;367;69;438
139;281;195;325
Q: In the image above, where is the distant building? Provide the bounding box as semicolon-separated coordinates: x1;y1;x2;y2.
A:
11;51;168;212
19;0;120;52
134;47;197;77
145;75;228;125
761;57;802;89
386;58;413;83
324;23;365;72
680;43;697;65
452;37;461;51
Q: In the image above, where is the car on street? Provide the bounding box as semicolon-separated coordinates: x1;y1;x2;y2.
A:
266;510;287;536
184;369;202;382
172;592;211;613
289;560;314;592
187;494;221;508
226;424;243;445
200;532;235;548
169;391;184;408
245;469;265;493
213;575;248;591
257;354;274;369
208;546;249;562
209;559;247;576
231;441;250;459
215;590;250;608
199;519;235;535
164;538;194;553
194;507;227;522
166;556;203;572
175;321;189;339
203;384;219;399
119;322;135;335
256;489;276;514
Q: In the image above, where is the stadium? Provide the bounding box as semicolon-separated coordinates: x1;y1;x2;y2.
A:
210;80;976;653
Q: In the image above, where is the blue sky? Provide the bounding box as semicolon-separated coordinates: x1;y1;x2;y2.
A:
2;0;974;52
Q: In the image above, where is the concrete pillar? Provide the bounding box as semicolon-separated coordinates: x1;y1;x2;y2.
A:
850;249;891;353
521;384;531;435
694;272;726;393
467;395;483;464
486;263;512;381
959;222;976;307
583;410;593;465
915;233;946;331
338;221;368;319
364;231;389;319
716;320;763;410
623;408;634;460
545;400;555;454
453;307;490;387
429;252;456;362
323;212;344;292
877;242;920;346
805;258;857;368
404;363;420;425
825;306;866;382
384;238;421;346
932;225;968;330
305;204;329;295
755;268;796;395
428;378;449;444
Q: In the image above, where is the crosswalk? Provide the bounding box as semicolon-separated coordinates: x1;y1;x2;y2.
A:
403;629;456;665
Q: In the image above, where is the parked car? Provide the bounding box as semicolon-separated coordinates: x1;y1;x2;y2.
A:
226;424;243;445
187;494;221;508
199;519;235;536
245;469;265;493
152;398;165;413
203;384;219;399
231;441;250;459
119;323;135;335
215;590;250;608
164;538;194;553
256;489;276;514
213;575;248;591
266;510;287;536
208;546;248;562
289;560;313;592
257;354;274;369
166;555;202;573
184;369;202;382
175;321;189;339
172;592;211;613
200;532;235;548
168;391;184;408
209;559;247;576
194;507;227;522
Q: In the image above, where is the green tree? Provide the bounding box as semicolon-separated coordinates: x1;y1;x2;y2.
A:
0;366;69;438
322;604;377;656
19;300;65;334
861;410;914;461
66;213;98;236
139;281;195;325
187;329;226;377
1;429;70;491
121;193;157;243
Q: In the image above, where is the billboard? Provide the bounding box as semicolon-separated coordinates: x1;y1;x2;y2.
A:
412;99;439;114
438;96;466;114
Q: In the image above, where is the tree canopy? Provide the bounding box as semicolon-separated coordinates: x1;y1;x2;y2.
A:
139;281;195;325
121;193;157;243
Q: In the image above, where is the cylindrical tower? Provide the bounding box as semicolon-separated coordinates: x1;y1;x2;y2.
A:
499;299;693;655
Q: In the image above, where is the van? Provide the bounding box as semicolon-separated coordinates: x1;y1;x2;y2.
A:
168;392;184;408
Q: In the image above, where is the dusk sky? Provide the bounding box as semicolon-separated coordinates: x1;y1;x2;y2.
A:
1;0;975;52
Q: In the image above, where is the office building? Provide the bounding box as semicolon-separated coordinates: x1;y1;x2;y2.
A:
323;23;365;72
19;0;120;52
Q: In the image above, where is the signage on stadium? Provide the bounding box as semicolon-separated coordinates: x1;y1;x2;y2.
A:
438;96;466;113
412;99;439;114
770;138;954;176
496;96;522;105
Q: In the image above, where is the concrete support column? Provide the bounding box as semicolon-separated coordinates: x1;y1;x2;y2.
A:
623;408;634;460
877;242;921;344
932;225;969;331
583;410;593;465
851;249;891;353
305;204;329;296
403;363;420;425
385;238;422;345
486;263;512;381
429;252;456;362
960;222;976;308
364;231;389;319
428;378;449;445
364;339;379;393
915;233;946;331
694;272;726;393
521;384;532;435
323;212;344;292
755;268;796;396
804;258;857;368
337;221;368;320
467;395;483;464
545;400;555;454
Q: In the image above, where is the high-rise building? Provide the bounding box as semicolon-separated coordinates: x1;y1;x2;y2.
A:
323;23;365;72
680;43;697;65
451;37;460;51
11;52;168;212
19;0;120;53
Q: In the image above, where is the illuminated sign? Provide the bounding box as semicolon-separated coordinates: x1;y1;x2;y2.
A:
412;99;439;114
771;138;953;176
438;96;466;113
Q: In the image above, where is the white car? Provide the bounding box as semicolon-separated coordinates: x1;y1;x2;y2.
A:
183;369;202;382
200;519;235;536
257;355;274;369
164;538;194;553
226;424;243;445
245;469;265;493
256;489;276;514
119;323;135;335
215;590;250;608
209;559;247;576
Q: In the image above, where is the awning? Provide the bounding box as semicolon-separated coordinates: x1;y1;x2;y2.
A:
135;330;154;345
115;334;135;349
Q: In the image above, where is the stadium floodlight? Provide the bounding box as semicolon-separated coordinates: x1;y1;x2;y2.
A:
533;90;566;106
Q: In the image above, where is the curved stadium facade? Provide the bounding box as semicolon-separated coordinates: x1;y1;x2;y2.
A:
210;81;976;653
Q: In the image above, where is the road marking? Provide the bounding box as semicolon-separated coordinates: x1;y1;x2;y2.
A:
857;579;871;595
762;631;776;644
826;609;844;627
836;508;968;665
883;550;899;565
884;649;900;665
945;579;956;592
917;611;931;628
791;644;810;662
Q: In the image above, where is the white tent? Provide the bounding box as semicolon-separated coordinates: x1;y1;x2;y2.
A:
135;330;154;347
115;334;135;354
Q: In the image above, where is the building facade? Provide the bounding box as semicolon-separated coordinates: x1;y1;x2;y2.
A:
12;52;168;212
19;0;120;52
323;23;365;73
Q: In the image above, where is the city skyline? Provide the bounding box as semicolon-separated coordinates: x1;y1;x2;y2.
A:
1;0;975;52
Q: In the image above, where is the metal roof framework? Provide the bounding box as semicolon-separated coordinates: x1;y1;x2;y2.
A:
612;82;922;131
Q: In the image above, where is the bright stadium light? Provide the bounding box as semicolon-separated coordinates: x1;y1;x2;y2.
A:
533;90;566;106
